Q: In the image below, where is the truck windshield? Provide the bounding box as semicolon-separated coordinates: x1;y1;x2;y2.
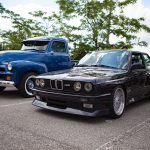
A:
77;50;129;70
21;41;49;51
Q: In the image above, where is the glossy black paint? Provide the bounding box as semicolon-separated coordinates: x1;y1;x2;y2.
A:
32;50;150;116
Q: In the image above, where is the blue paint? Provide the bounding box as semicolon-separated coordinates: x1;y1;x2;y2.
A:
0;36;72;86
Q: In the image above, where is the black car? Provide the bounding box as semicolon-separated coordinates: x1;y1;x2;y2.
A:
32;49;150;118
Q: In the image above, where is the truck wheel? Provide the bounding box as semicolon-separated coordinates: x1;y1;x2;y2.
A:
110;86;125;118
0;86;5;93
19;72;37;98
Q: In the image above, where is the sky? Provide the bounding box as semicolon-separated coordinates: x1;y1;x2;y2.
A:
1;0;150;53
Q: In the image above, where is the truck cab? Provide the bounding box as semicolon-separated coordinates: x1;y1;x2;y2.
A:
0;36;72;97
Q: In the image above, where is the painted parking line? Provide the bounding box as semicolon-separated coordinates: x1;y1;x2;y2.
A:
96;118;150;150
0;101;32;108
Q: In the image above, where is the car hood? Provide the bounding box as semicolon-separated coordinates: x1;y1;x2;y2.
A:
38;67;127;83
0;50;43;64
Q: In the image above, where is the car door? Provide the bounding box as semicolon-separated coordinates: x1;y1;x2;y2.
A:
46;40;71;72
142;53;150;96
129;52;147;101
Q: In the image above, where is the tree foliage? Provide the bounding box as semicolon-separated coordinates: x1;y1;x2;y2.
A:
0;1;150;59
56;0;150;59
0;3;46;50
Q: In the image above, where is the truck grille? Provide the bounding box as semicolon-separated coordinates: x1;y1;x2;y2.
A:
50;80;63;90
0;67;5;73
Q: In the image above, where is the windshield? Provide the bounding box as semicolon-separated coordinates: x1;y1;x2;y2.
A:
77;50;129;69
21;41;49;51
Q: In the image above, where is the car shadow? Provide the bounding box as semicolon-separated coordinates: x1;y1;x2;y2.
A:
0;87;28;99
35;108;107;124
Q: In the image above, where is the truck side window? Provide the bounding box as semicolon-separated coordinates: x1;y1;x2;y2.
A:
51;41;66;53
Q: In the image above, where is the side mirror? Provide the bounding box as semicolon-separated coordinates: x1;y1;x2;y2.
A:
131;63;145;70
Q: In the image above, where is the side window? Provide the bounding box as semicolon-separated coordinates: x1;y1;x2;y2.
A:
131;53;144;66
143;54;150;69
51;41;66;53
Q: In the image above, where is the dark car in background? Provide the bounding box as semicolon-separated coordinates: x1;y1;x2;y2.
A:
32;49;150;118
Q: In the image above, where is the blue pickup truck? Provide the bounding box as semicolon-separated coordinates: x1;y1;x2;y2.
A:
0;36;72;97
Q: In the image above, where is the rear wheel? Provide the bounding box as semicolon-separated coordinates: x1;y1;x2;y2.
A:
110;86;125;118
19;72;37;98
0;86;5;93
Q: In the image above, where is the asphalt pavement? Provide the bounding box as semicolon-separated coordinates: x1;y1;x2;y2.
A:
0;87;150;150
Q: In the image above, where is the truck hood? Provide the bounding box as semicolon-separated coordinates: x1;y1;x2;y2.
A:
38;67;127;83
0;50;43;64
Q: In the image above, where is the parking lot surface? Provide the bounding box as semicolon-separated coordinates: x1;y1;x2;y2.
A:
0;87;150;150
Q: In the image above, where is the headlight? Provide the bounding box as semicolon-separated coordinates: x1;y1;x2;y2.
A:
74;82;81;91
84;83;93;92
39;79;45;87
8;63;12;71
35;79;40;86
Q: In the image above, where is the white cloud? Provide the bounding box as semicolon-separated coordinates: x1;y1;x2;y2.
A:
9;3;58;18
0;2;59;30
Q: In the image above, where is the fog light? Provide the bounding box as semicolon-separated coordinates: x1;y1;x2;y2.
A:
6;76;11;81
35;95;40;100
83;103;93;109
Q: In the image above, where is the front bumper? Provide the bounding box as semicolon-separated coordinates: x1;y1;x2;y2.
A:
32;89;111;117
0;80;15;87
33;99;109;117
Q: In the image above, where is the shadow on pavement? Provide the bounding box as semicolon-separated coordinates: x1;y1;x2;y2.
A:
34;98;150;123
0;87;28;99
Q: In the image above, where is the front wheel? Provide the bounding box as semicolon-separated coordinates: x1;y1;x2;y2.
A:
0;86;6;93
19;72;37;98
110;87;125;118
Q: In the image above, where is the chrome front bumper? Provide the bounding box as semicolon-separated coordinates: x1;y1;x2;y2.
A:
0;80;15;87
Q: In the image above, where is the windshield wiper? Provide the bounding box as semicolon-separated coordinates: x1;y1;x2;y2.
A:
90;64;118;69
76;64;90;67
99;64;118;69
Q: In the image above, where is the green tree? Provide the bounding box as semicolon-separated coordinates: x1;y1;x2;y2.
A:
0;3;46;50
56;0;150;59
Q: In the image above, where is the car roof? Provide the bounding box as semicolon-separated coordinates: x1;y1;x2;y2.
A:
90;49;148;55
23;36;68;42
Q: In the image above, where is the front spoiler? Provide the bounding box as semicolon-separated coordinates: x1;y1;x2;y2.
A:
32;99;109;117
0;80;15;87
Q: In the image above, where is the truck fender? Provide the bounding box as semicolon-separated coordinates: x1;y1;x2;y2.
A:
10;60;48;85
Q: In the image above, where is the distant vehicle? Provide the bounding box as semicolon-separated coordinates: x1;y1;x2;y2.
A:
0;36;72;97
32;49;150;118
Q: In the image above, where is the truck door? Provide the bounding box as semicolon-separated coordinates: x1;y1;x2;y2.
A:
47;40;71;72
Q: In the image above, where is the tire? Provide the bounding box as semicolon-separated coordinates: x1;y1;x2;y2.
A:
0;86;5;93
110;86;125;118
19;72;37;98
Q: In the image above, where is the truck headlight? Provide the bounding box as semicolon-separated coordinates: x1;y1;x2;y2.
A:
8;63;12;71
39;79;45;87
74;82;81;91
84;83;93;92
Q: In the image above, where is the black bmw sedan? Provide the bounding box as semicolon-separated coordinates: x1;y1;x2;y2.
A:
32;50;150;118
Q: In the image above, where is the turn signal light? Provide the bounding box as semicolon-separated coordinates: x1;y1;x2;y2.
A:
6;76;11;81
